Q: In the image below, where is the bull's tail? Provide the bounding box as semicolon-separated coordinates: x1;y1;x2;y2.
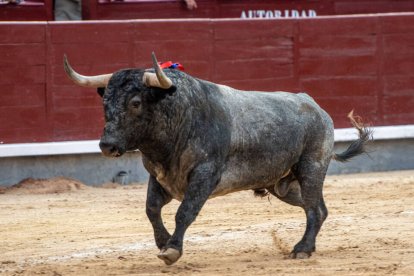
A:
332;110;373;162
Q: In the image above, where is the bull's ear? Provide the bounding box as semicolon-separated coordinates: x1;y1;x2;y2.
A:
97;87;105;97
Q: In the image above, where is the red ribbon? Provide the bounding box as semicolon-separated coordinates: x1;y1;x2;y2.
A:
159;61;185;71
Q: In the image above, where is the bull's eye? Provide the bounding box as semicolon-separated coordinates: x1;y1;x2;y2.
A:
129;96;141;109
129;96;143;116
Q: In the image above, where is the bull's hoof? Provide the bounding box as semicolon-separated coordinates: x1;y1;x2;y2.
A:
157;248;181;265
289;251;311;259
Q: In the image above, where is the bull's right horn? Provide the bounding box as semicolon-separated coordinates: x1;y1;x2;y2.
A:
142;52;173;89
63;55;113;88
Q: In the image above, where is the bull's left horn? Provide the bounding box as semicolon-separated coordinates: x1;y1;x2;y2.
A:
63;55;113;88
142;52;173;89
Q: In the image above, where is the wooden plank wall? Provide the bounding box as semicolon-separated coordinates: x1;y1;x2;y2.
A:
0;14;413;144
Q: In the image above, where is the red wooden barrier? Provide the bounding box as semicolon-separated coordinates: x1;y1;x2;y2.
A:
0;14;413;144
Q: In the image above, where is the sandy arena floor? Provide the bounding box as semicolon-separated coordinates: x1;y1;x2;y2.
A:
0;170;413;275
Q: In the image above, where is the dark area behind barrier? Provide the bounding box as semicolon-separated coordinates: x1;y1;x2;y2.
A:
1;0;413;21
0;14;413;144
82;0;414;20
0;0;53;21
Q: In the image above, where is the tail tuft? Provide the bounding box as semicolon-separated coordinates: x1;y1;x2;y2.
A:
333;110;373;162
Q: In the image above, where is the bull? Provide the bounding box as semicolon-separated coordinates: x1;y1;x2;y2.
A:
64;52;371;265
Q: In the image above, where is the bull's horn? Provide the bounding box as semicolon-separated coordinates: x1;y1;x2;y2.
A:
63;55;113;88
142;52;173;89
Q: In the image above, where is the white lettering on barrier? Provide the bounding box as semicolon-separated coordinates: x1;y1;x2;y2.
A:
240;9;317;19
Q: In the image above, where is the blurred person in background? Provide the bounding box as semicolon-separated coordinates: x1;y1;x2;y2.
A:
55;0;81;20
184;0;196;10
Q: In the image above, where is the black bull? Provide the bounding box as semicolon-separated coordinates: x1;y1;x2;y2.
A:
64;53;371;265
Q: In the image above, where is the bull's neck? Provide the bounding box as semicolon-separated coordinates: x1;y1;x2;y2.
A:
138;97;191;167
138;142;173;168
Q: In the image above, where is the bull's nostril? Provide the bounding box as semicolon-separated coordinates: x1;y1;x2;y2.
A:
99;141;119;156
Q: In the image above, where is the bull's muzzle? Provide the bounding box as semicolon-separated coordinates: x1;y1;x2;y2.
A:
99;141;123;157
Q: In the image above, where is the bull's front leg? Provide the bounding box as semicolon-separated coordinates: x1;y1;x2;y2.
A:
157;162;220;265
146;175;173;250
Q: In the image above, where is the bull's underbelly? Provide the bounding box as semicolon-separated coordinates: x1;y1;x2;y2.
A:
210;160;291;198
155;160;291;201
211;177;275;198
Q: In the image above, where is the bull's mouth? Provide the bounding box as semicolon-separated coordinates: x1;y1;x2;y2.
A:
101;150;124;158
113;151;123;158
99;141;125;158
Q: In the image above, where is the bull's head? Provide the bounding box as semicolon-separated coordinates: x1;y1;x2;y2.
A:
64;52;176;157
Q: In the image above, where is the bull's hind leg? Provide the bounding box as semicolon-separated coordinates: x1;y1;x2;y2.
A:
146;176;173;250
289;160;329;259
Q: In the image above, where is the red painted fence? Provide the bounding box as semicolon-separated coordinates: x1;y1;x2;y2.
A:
0;13;413;144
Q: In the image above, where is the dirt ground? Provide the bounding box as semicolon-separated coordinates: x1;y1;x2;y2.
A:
1;170;413;276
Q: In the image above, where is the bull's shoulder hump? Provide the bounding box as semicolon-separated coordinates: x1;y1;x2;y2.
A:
296;92;318;104
209;84;321;112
